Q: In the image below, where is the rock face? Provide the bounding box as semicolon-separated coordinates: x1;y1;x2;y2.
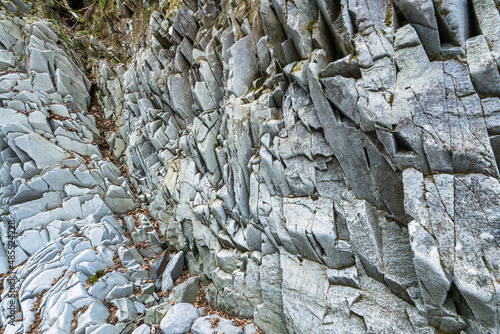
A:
0;0;500;333
0;5;167;334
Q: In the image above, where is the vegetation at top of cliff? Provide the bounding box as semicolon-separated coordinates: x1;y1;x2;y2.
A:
28;0;157;63
160;0;181;17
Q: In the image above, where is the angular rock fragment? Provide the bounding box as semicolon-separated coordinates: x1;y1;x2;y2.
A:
466;35;500;97
161;251;185;292
160;303;199;334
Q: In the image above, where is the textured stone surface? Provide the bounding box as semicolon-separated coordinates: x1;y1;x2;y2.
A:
160;303;199;334
0;11;165;334
0;0;499;333
167;276;200;304
92;0;500;331
191;315;243;334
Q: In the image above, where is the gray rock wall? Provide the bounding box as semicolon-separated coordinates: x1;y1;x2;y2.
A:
0;0;500;333
94;0;500;333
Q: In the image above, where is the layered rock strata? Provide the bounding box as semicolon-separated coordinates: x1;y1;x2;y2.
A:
1;0;500;333
0;7;173;334
96;0;500;332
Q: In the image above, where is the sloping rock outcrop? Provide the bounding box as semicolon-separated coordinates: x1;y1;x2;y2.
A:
0;8;170;334
1;0;500;333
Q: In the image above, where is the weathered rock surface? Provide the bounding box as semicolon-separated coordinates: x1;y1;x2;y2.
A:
0;0;500;333
191;315;244;334
160;303;199;334
0;7;168;334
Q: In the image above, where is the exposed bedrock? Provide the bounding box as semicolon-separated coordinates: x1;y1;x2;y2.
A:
95;0;500;332
0;0;499;333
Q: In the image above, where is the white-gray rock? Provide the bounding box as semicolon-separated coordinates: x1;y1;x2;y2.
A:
159;303;199;334
161;251;184;292
191;315;243;334
131;324;150;334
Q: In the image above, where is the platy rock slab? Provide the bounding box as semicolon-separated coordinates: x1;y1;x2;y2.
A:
160;303;199;334
161;251;185;292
